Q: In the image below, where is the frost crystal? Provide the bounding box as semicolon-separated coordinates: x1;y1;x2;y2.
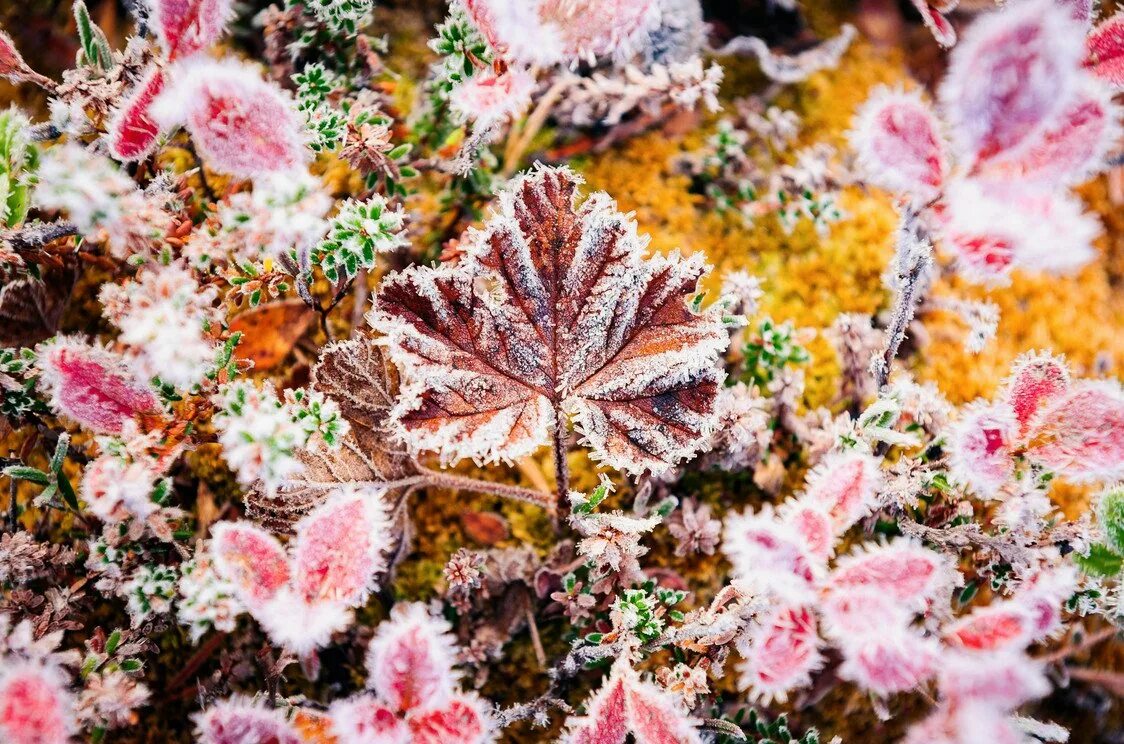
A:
371;165;727;475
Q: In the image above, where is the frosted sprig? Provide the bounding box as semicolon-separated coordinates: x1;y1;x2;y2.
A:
212;380;306;494
312;195;407;281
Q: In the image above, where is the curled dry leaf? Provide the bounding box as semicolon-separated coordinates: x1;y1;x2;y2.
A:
228;299;315;372
246;334;417;531
370;165;727;477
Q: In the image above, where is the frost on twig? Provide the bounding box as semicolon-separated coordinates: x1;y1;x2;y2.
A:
711;24;856;84
870;205;933;391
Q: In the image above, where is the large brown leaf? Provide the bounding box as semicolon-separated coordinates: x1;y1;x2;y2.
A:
370;165;726;476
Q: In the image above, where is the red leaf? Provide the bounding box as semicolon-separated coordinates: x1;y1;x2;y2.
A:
407;694;493;744
36;337;159;435
736;604;823;704
829;541;955;608
371;166;726;476
108;67;166;162
1002;351;1070;434
562;659;701;744
365;603;458;714
292;491;388;606
975;82;1121;186
329;697;410;744
945;608;1028;650
909;0;957;47
0;663;76;744
1087;11;1124;88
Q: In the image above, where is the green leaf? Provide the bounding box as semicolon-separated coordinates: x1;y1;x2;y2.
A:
105;629;122;655
56;472;80;512
119;658;143;672
1074;542;1124;578
2;465;50;485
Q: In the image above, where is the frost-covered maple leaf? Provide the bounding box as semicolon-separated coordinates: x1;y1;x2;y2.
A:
371;165;726;477
560;657;702;744
249;335;418;530
211;488;391;653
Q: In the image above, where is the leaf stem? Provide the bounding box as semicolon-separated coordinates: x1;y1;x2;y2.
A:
553;416;570;518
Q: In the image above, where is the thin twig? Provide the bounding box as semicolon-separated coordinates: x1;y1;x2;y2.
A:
870;204;933;408
1;222;79;252
502;76;573;177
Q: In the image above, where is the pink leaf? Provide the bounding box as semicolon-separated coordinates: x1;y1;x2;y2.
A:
838;630;939;696
781;501;834;560
560;664;629;744
736;604;823;704
974;81;1121;187
1086;11;1124;89
622;673;703;744
1024;381;1124;481
194;696;303;744
562;659;701;744
723;508;820;596
820;588;913;641
905;702;1025;744
329;696;410;744
851;87;947;202
937;651;1049;709
292;490;389;606
0;663;76;744
36;337;159;435
947;401;1017;498
802;450;883;531
210;522;291;605
149;0;234;60
107;67;166;162
408;693;495;744
829;541;956;607
939;0;1084;168
365;603;458;714
944;608;1029;651
462;0;660;67
153;59;308;179
448;67;535;128
1001;351;1070;435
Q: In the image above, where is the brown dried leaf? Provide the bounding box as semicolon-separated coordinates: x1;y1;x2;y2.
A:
246;334;417;531
461;511;510;546
370;165;726;476
0;269;75;347
228;299;315;372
